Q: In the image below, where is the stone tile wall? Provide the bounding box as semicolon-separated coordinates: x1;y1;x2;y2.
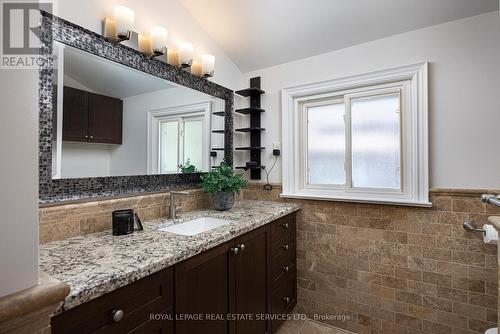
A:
39;189;210;243
242;184;499;334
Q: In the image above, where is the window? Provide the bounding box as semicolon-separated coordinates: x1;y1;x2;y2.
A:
282;63;429;206
148;102;211;174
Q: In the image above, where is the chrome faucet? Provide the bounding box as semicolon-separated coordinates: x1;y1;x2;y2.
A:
169;191;190;219
481;194;500;207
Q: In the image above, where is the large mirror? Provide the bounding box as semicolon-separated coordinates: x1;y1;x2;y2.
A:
39;11;233;202
51;43;225;179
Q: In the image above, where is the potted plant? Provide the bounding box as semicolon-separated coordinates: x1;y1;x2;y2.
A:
201;163;248;211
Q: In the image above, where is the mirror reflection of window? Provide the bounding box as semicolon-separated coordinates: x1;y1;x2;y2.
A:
159;121;179;173
183;118;203;171
159;116;204;174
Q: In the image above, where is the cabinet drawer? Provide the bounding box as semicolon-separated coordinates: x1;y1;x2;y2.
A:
271;214;296;242
271;232;295;259
271;243;296;288
51;267;173;334
271;276;297;330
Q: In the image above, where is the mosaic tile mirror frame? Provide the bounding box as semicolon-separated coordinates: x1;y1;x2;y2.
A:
38;11;234;203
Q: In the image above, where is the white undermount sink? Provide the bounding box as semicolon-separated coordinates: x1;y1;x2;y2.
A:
158;217;233;236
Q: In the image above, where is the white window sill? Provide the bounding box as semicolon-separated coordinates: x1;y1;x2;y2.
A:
280;192;432;208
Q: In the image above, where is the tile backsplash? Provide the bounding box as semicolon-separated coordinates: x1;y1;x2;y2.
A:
39;189;210;243
242;184;499;333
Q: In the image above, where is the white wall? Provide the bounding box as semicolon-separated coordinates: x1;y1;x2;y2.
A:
239;12;500;189
0;69;39;297
60;142;112;178
57;0;242;90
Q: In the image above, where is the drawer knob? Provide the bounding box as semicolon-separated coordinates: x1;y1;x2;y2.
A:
239;244;245;252
84;135;89;139
283;297;290;304
90;135;94;139
282;266;290;272
282;223;289;229
112;309;124;322
231;247;239;255
282;244;289;251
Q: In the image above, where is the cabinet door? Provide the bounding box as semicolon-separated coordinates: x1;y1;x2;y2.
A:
62;86;88;142
88;92;123;144
235;225;270;334
175;240;235;334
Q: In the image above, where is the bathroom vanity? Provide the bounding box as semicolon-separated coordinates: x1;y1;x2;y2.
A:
42;201;298;334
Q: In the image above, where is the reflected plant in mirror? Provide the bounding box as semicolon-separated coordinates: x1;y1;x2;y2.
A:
179;159;197;174
51;43;225;179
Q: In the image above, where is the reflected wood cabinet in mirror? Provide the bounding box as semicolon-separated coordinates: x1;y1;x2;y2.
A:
63;86;122;144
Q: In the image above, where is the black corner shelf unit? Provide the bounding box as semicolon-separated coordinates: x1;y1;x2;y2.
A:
235;77;265;179
210;110;225;157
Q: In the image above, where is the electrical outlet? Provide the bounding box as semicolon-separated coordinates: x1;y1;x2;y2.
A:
272;142;281;156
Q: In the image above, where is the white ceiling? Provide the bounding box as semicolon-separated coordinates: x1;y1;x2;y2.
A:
180;0;499;72
63;45;174;99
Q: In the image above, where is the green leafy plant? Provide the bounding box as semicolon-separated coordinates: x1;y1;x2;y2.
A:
179;159;197;174
201;162;248;194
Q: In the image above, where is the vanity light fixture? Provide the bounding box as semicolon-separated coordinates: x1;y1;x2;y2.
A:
190;60;202;77
105;6;135;43
150;26;168;59
138;35;152;55
102;9;213;74
201;54;215;78
167;49;180;66
178;42;194;68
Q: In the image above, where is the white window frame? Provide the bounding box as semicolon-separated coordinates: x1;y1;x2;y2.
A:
147;102;211;174
281;62;430;206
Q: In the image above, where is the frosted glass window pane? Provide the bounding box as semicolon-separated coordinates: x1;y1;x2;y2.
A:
307;103;345;185
183;119;203;170
351;94;401;189
159;121;178;173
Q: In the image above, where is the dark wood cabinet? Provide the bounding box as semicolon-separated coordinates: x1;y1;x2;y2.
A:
51;267;174;334
88;93;123;144
62;86;122;144
62;86;88;142
51;213;297;334
269;214;297;333
175;240;234;334
175;224;271;334
234;226;270;334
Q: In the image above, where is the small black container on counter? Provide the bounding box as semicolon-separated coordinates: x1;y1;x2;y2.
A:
112;209;135;236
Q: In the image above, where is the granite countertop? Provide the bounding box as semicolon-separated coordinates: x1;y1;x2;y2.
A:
39;200;299;314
